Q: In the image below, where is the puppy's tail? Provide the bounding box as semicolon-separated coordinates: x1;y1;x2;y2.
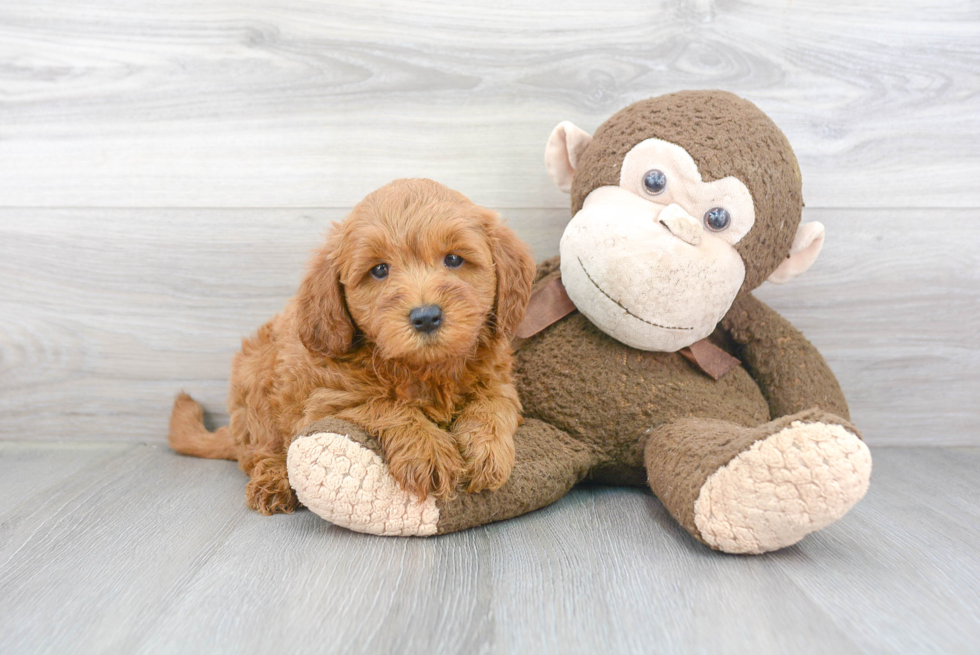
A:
168;392;238;461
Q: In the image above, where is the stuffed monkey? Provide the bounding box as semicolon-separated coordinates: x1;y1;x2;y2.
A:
286;91;871;554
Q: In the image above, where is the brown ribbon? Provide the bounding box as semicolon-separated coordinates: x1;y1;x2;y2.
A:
515;275;740;380
515;277;578;339
678;338;741;381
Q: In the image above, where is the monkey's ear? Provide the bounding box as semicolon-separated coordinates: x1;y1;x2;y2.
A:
545;121;593;193
768;222;825;284
295;239;357;357
486;213;536;337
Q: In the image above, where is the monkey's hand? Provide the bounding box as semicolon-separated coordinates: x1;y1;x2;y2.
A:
721;293;850;420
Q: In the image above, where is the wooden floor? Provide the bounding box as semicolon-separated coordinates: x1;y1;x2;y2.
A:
1;442;978;655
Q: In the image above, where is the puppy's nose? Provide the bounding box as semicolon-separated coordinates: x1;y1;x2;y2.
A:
409;305;443;333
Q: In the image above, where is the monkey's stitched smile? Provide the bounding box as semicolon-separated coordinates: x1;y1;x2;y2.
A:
577;257;693;331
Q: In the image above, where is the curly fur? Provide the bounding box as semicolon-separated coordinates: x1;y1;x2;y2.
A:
169;179;536;514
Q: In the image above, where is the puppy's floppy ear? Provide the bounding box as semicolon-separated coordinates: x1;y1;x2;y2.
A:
485;211;536;337
294;236;356;357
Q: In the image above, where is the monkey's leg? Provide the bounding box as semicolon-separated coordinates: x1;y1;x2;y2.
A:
286;417;595;536
645;409;871;554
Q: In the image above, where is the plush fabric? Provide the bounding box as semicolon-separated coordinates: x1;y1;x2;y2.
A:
286;91;871;554
287;418;439;536
692;419;871;554
569;90;803;293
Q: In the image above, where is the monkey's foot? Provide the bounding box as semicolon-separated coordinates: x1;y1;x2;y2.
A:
693;420;872;554
288;418;589;537
287;424;439;537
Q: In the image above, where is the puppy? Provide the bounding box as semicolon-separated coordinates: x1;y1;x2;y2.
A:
169;179;536;514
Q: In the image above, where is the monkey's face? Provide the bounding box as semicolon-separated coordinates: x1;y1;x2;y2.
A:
545;92;825;353
559;138;756;352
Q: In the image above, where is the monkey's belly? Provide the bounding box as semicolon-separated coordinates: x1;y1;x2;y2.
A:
514;313;770;478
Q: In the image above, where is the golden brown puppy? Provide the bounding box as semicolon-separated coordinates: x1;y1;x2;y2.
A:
169;179;536;514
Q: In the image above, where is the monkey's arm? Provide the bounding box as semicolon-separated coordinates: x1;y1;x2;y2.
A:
720;293;850;421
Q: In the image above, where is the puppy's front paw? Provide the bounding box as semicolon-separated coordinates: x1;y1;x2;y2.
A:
458;426;516;494
385;430;465;501
465;446;514;494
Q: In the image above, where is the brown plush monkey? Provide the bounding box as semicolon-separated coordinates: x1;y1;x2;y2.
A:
286;91;871;554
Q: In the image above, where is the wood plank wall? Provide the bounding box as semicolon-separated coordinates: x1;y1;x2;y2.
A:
1;0;977;445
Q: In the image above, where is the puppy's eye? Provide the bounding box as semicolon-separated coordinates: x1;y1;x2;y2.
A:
370;263;389;279
704;207;731;231
443;254;464;269
643;169;667;195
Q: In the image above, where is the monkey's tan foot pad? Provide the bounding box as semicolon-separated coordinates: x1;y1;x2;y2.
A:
693;421;872;554
287;432;439;536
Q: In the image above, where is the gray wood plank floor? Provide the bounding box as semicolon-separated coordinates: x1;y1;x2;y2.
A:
1;442;978;655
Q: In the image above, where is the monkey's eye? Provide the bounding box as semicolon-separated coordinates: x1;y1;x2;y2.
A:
704;207;731;231
444;254;464;269
642;169;667;195
370;263;389;279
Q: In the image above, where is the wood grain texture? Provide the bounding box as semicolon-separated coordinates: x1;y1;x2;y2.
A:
135;491;863;655
0;445;251;654
480;488;863;655
754;208;980;446
0;0;978;208
1;207;975;445
0;444;977;654
0;441;133;520
766;447;980;654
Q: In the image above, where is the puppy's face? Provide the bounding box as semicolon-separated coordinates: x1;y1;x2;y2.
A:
342;208;496;365
289;179;536;368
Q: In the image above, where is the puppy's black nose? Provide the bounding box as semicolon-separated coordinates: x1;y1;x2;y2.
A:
409;305;443;333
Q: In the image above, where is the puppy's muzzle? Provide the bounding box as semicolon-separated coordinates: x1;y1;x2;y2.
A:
409;305;443;334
